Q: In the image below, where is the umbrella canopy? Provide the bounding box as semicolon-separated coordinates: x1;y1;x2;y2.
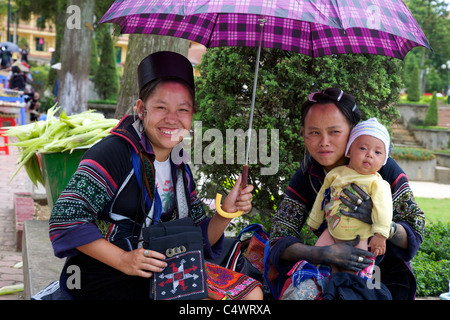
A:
99;0;431;60
0;41;20;53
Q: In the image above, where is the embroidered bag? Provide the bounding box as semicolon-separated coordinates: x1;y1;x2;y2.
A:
142;217;208;300
131;150;207;300
209;224;282;299
237;224;282;299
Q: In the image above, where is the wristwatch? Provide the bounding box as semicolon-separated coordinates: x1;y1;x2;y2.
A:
388;222;398;239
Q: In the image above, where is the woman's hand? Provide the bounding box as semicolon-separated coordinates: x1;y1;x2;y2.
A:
77;239;167;278
208;175;254;245
339;183;373;224
221;175;254;214
321;236;374;272
283;236;374;272
118;248;167;278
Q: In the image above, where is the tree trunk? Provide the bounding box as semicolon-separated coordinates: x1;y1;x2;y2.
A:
114;34;190;119
57;0;94;115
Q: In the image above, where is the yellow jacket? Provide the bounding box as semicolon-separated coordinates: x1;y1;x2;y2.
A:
307;166;392;240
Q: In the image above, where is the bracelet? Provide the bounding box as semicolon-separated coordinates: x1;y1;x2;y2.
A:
388;222;398;239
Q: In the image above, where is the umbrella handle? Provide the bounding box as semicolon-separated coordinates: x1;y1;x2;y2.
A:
241;164;249;189
215;165;249;219
215;193;244;219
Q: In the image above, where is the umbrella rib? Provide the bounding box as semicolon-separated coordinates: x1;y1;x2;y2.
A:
205;13;219;48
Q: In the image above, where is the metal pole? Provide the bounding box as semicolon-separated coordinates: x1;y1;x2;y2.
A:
244;17;266;166
240;17;266;189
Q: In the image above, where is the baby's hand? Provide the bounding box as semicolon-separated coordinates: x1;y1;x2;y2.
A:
369;234;386;256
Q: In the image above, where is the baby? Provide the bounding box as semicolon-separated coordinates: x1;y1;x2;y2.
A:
307;118;393;276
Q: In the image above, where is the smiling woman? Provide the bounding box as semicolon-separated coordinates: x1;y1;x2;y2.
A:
137;81;194;162
47;51;263;300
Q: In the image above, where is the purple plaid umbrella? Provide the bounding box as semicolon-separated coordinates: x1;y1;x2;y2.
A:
99;0;431;59
99;0;431;215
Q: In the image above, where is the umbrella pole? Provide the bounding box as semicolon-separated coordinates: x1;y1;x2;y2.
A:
242;18;266;189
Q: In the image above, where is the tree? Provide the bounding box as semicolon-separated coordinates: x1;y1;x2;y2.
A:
57;0;95;115
404;0;450;93
425;68;443;93
407;65;421;101
114;34;190;118
89;34;99;76
195;48;403;213
424;92;438;126
16;0;116;108
94;30;118;100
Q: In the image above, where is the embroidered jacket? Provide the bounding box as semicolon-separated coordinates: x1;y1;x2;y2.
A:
49;115;222;259
269;157;426;299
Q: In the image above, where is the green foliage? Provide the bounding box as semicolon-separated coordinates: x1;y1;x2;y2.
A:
403;0;450;93
412;221;450;296
407;65;421;102
29;65;50;97
18;37;29;49
90;36;99;77
391;147;436;161
398;93;447;105
195;48;403;215
94;31;119;100
88;99;117;105
425;68;444;93
424;92;438;126
402;52;419;91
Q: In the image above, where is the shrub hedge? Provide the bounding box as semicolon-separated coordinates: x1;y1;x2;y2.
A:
412;221;450;296
391;147;436;161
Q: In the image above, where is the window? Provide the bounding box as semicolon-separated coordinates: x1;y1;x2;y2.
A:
35;37;45;51
115;46;122;64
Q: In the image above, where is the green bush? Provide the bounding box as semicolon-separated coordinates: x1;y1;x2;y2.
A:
88;99;117;105
94;31;119;100
196;48;403;214
412;221;450;296
90;36;99;76
424;92;438;126
391;147;436;161
407;65;421;102
398;94;448;105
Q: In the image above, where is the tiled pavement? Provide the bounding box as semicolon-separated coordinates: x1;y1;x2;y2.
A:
0;140;32;300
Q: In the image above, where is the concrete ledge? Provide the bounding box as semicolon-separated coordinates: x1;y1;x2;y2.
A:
412;128;450;150
22;220;64;300
14;193;35;251
87;103;116;118
395;158;436;181
435;153;450;168
436;166;450;184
